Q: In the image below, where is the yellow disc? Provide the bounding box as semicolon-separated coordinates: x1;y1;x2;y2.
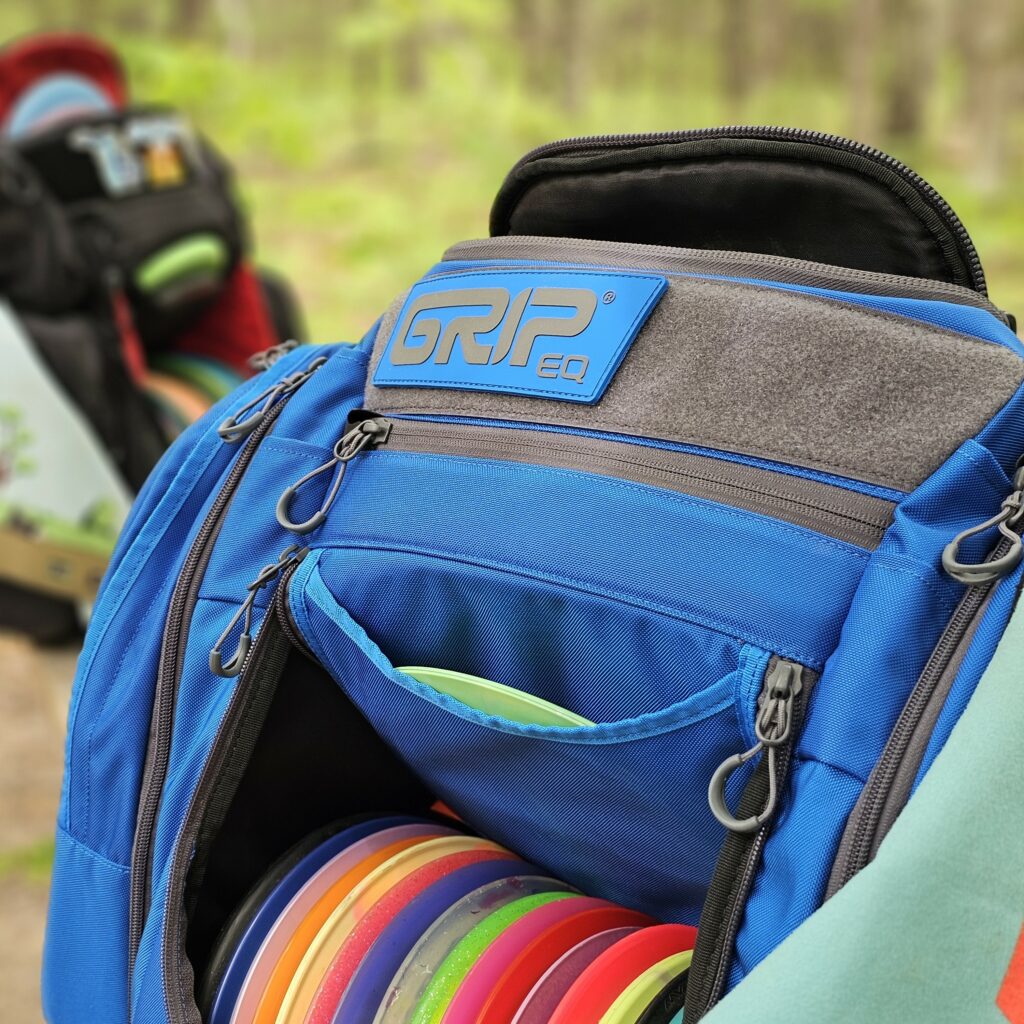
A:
597;950;693;1024
276;835;502;1024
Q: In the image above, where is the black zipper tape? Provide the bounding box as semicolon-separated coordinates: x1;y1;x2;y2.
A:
128;355;325;981
494;126;986;295
686;659;815;1021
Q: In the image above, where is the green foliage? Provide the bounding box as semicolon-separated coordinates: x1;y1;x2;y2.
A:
0;1;1021;340
0;840;55;883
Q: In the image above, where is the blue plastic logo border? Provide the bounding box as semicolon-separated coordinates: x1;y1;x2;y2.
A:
372;268;667;404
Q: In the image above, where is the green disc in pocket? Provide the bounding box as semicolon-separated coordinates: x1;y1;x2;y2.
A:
399;666;594;728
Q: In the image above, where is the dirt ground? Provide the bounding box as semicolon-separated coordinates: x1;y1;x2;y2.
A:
0;632;79;1024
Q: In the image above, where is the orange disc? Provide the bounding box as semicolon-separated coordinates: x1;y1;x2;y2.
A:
250;833;447;1024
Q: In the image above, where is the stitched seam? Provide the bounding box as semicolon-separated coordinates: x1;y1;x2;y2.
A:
56;823;131;873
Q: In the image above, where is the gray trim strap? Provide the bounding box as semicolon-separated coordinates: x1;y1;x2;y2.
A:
365;241;1024;493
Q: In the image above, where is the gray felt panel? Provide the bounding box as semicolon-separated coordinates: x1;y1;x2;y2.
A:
364;265;1023;492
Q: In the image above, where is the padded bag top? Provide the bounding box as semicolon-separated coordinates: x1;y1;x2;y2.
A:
490;126;989;295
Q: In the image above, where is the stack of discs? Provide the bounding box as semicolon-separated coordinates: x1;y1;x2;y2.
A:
200;815;696;1024
143;354;245;439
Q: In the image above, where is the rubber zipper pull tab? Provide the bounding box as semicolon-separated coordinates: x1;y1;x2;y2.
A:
942;462;1024;586
217;354;328;443
209;544;308;677
275;413;391;535
708;659;804;833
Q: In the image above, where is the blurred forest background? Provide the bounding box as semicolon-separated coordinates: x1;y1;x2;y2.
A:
3;0;1023;339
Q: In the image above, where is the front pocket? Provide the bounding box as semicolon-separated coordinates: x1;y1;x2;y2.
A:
290;550;776;924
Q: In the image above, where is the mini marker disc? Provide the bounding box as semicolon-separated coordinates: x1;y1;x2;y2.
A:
409;892;578;1024
598;951;693;1024
278;836;501;1024
333;858;537;1024
510;928;641;1024
470;905;657;1024
247;825;457;1024
307;846;518;1024
373;877;572;1024
202;815;420;1023
547;924;698;1024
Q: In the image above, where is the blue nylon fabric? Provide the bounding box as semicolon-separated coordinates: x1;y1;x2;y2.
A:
42;827;131;1024
728;438;1014;989
41;345;336;1024
428;258;1021;351
292;549;764;922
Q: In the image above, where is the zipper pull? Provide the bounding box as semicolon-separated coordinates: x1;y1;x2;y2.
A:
708;659;804;834
209;544;308;677
217;354;328;443
249;339;300;372
275;412;391;535
942;462;1024;586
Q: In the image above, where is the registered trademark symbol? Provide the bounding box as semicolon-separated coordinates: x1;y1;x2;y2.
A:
602;290;616;304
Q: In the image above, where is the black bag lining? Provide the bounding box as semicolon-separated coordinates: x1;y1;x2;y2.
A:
490;137;980;289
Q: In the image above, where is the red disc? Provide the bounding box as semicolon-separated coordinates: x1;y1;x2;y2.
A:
306;847;516;1024
474;904;656;1024
547;924;698;1024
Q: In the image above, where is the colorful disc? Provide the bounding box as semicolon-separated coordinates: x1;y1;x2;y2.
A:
634;958;691;1024
598;951;693;1024
511;928;641;1024
150;352;244;402
442;897;655;1024
334;858;537;1024
247;825;458;1024
202;815;420;1023
409;891;578;1024
399;666;593;728
144;370;212;436
278;836;501;1024
374;876;573;1024
470;906;657;1024
547;924;698;1024
307;846;519;1024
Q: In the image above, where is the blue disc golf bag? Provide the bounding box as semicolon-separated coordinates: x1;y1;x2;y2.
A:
43;128;1024;1023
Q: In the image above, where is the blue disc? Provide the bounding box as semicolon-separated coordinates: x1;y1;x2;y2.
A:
203;814;429;1024
331;857;537;1024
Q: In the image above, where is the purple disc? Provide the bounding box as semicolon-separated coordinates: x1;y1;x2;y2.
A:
511;926;641;1024
332;858;537;1024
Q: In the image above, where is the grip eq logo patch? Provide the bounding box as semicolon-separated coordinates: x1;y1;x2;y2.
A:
372;269;667;404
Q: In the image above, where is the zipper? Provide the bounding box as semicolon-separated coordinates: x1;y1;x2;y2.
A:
127;354;326;979
826;469;1024;895
164;570;300;1024
274;412;392;535
441;237;1006;316
500;126;986;295
208;544;309;677
686;658;813;1021
363;415;897;549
